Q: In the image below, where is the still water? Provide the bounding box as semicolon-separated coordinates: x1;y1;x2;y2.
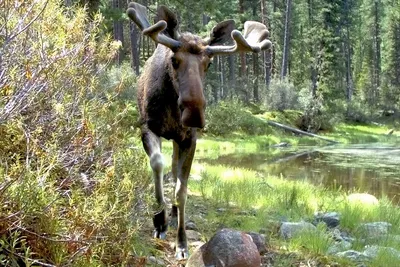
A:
197;144;400;204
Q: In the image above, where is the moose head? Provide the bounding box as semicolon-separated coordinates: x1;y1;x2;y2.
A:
127;2;271;260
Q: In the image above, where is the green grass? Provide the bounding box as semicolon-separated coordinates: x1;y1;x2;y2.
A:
186;162;400;266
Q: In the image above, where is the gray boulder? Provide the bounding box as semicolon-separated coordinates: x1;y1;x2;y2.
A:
347;193;379;205
186;228;261;267
363;245;400;260
246;232;268;255
336;250;368;262
357;222;392;237
279;221;317;239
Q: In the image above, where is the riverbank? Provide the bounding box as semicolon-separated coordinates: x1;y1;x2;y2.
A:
157;116;400;266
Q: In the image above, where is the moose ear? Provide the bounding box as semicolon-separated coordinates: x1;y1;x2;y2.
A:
208;20;235;46
156;5;179;39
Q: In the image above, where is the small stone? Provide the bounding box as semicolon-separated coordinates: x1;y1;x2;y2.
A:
314;211;340;228
279;221;317;239
327;241;352;254
336;250;367;261
216;207;226;213
147;256;165;266
186;230;202;241
186;221;198;230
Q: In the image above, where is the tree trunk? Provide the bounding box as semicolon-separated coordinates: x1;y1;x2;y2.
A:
281;0;292;79
239;0;247;96
253;53;259;102
228;54;235;99
308;0;318;98
113;0;124;65
344;0;353;105
129;21;140;75
373;0;381;103
260;0;271;90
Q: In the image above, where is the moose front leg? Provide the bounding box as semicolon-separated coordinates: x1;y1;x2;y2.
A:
141;130;168;239
174;133;197;260
170;141;179;228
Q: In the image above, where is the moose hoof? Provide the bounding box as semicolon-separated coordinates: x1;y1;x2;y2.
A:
175;247;189;260
153;230;167;240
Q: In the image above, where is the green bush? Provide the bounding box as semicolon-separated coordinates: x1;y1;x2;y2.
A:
266;79;299;111
0;1;151;265
205;101;272;136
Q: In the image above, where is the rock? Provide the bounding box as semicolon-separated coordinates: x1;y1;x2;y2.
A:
357;222;392;237
216;207;227;213
186;230;202;241
347;193;379;205
336;250;367;262
330;228;355;243
314;211;340;228
271;142;290;148
147;256;165;266
189;241;205;249
363;245;400;260
186;228;261;267
279;221;317;239
186;220;198;230
246;232;268;255
327;240;352;254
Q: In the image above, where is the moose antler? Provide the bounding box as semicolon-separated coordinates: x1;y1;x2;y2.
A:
127;2;181;51
206;21;272;55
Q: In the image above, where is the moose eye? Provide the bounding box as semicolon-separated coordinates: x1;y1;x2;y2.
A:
171;57;179;69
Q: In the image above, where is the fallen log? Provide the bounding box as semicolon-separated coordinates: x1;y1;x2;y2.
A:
259;118;340;144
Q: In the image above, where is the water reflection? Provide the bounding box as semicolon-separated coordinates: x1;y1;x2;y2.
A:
197;145;400;204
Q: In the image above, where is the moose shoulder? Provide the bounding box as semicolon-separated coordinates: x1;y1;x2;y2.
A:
127;2;271;260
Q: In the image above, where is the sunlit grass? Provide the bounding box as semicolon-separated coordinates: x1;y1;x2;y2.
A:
187;162;400;264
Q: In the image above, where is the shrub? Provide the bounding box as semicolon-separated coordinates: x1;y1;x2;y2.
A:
266;79;299;111
0;1;151;265
205;101;272;136
297;88;340;132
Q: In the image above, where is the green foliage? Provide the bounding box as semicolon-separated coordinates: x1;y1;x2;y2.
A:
266;79;299;111
0;1;151;265
289;223;334;255
205;101;273;136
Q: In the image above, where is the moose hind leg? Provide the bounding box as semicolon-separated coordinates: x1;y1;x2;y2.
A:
142;131;168;239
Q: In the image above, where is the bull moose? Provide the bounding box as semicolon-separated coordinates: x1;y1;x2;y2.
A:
126;2;272;259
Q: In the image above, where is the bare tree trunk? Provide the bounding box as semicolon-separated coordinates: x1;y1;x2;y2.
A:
308;0;317;98
260;0;271;90
281;0;292;79
253;53;259;102
129;22;140;75
228;54;235;99
239;0;247;98
344;0;353;105
113;0;124;65
213;56;219;103
373;0;381;104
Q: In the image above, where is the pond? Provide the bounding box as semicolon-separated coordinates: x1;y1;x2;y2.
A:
197;144;400;204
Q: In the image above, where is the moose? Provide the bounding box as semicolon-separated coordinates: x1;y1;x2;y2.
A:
127;2;272;259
